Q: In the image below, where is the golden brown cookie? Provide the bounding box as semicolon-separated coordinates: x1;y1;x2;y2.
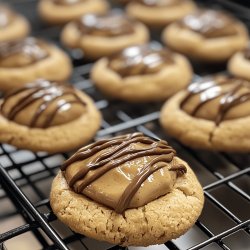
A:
228;46;250;81
0;37;72;92
91;44;193;102
0;4;30;42
126;0;196;27
160;75;250;152
38;0;109;25
50;133;204;246
61;12;149;59
0;79;101;153
162;9;249;62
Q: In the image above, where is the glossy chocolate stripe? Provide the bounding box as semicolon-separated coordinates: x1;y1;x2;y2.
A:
0;38;48;66
179;10;238;38
30;91;84;127
61;133;186;213
181;77;250;124
62;133;145;169
72;146;174;189
1;80;86;128
108;45;174;77
116;156;186;213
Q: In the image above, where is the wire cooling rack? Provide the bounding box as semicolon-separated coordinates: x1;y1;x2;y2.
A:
0;0;249;249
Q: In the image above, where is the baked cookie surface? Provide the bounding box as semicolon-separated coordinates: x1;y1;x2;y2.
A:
51;133;204;246
0;79;101;153
162;9;249;62
0;37;72;92
91;44;193;102
38;0;109;25
61;12;149;59
228;46;250;81
126;0;196;27
160;75;250;152
0;5;30;42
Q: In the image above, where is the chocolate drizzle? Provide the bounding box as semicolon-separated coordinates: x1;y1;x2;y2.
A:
76;13;135;37
179;9;238;38
61;133;186;213
181;76;250;124
108;45;174;77
0;37;48;67
53;0;85;5
1;79;86;128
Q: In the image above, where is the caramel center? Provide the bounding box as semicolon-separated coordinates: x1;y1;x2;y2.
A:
53;0;86;5
0;38;49;68
0;79;87;128
76;13;135;37
61;133;186;213
135;0;184;7
108;45;175;77
181;76;250;124
179;9;239;38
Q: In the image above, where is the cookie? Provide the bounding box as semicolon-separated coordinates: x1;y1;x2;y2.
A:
91;44;193;102
0;4;30;42
0;79;101;153
38;0;109;25
126;0;196;27
160;75;250;152
0;37;72;92
50;132;204;246
61;12;149;59
228;46;250;81
162;9;249;62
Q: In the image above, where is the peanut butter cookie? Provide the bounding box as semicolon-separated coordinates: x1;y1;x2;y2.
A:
61;12;149;59
160;75;250;152
0;5;30;43
0;79;101;153
126;0;196;27
50;133;204;246
0;37;72;92
162;9;248;62
91;44;193;102
38;0;109;25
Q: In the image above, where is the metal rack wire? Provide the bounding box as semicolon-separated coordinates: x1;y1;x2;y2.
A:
0;0;249;249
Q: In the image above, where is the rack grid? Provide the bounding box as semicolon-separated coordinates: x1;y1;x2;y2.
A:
0;0;249;249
